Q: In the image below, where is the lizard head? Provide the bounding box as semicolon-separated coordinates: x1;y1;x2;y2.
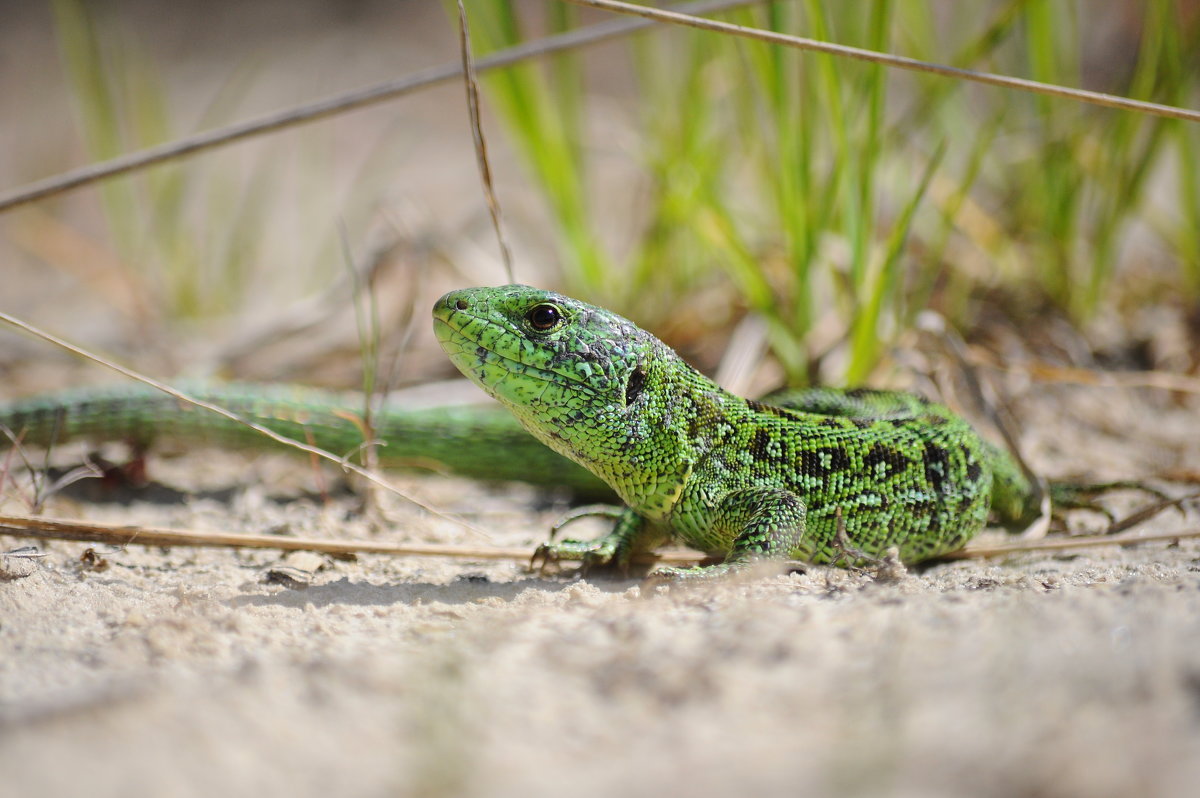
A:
432;285;699;512
432;284;652;425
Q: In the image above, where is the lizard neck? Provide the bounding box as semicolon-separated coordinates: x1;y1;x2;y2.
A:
516;346;746;520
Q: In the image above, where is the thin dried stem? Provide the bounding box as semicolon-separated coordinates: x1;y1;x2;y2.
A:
991;360;1200;395
0;0;758;214
0;512;1193;567
0;513;701;565
942;528;1200;559
456;0;515;283
566;0;1200;123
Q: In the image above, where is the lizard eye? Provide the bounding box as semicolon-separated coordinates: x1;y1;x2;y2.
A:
526;303;563;332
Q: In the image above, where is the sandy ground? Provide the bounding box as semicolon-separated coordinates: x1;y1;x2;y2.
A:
2;383;1199;798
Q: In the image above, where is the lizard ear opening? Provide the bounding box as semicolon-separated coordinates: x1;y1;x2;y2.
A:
625;366;647;406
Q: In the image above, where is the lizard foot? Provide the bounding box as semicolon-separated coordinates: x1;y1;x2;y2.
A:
1050;480;1173;522
530;537;624;577
824;506;894;573
641;558;790;590
532;507;649;577
641;564;729;589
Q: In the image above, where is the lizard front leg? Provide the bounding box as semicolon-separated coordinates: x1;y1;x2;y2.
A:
532;508;668;576
651;487;807;582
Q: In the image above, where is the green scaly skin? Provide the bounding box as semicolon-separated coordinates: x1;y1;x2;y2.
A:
433;285;1041;580
0;382;611;499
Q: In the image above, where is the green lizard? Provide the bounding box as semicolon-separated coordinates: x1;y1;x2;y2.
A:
1;284;1047;579
433;285;1041;579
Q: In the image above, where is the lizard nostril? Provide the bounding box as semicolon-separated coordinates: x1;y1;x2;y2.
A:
455;298;468;311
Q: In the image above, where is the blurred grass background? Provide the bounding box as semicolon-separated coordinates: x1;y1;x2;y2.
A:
1;0;1198;392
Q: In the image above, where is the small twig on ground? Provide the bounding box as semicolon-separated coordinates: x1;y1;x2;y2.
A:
978;358;1200;395
942;528;1200;559
1102;491;1200;536
337;219;385;523
0;431;27;506
0;513;701;565
1;545;48;580
0;512;1194;566
2;423;105;512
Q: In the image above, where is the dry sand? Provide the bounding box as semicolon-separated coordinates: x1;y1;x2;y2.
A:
2;384;1199;798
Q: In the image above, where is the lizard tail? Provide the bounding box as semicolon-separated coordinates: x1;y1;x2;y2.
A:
0;382;612;499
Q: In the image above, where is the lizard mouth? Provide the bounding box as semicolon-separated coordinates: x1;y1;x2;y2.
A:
432;315;599;400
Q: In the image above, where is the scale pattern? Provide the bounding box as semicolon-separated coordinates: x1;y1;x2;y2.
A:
434;285;1039;575
0;382;609;498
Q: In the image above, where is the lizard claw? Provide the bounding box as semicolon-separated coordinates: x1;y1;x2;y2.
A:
641;562;734;588
529;542;557;575
529;538;625;577
579;548;616;577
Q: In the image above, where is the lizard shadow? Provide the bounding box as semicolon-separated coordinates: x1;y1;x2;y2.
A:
50;473;346;507
228;573;638;609
55;477;232;506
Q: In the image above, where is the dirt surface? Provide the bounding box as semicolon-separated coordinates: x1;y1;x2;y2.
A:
2;383;1199;798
